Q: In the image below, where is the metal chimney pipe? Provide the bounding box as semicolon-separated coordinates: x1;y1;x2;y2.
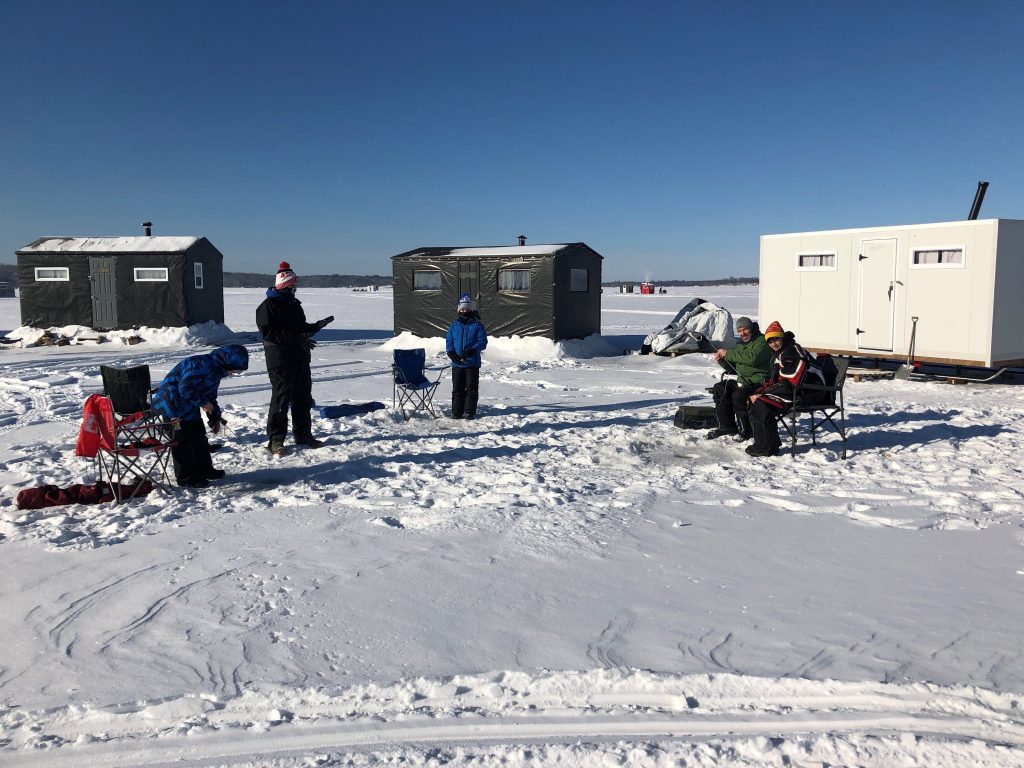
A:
517;234;527;246
968;181;989;221
142;221;153;236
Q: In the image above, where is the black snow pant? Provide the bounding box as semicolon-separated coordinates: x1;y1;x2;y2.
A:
172;418;215;484
712;379;754;435
749;398;789;455
451;366;480;418
267;364;313;444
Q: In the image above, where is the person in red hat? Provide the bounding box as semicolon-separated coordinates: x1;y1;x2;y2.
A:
255;262;334;456
746;321;827;456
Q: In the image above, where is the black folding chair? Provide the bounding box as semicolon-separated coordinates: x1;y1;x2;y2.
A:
96;365;177;502
781;357;850;459
392;349;446;419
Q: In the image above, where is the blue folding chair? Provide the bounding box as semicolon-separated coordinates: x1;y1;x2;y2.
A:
392;348;446;419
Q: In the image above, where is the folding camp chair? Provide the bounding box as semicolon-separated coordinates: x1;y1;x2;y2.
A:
93;365;177;502
781;357;850;459
392;348;446;419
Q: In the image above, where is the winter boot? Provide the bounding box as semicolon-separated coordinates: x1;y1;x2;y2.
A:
268;440;286;457
297;436;325;449
705;427;738;440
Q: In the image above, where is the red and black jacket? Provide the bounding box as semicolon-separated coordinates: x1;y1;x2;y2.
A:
755;332;824;407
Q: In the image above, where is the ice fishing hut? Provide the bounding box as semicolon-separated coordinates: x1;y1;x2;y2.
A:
391;242;603;340
759;218;1024;367
16;235;225;330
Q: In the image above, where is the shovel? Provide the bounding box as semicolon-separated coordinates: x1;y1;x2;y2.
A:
893;316;919;380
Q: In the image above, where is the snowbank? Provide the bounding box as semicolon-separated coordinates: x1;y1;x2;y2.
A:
382;331;621;360
7;321;243;348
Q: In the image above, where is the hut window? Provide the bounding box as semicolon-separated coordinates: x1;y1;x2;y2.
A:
796;253;836;270
570;269;589;292
134;267;168;282
498;268;531;293
413;270;442;291
34;267;69;281
194;262;204;289
912;248;964;267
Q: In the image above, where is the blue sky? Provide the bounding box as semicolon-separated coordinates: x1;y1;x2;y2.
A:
2;1;1022;280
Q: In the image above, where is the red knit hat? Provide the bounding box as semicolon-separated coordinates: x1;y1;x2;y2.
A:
275;261;298;290
764;320;784;340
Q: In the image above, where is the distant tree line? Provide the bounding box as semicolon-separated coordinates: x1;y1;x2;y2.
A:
601;276;758;287
224;272;391;288
0;264;755;289
0;264;16;285
0;265;391;289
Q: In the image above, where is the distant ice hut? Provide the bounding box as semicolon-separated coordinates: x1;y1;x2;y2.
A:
392;241;603;340
16;234;225;330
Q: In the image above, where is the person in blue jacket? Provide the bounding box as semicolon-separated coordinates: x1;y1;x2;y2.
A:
152;344;249;488
445;293;488;419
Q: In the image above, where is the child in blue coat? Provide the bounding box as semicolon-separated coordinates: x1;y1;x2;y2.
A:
152;344;249;487
445;294;488;419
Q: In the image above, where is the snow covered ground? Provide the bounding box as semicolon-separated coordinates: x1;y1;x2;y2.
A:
2;286;1024;767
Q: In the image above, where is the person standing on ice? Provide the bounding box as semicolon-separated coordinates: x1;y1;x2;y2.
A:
445;293;488;419
255;262;333;456
152;344;249;488
745;320;826;457
706;316;771;441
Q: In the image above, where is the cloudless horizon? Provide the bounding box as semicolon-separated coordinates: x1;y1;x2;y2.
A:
2;1;1022;281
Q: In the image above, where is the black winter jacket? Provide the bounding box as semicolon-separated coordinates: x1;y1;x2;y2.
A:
256;289;320;369
756;332;824;404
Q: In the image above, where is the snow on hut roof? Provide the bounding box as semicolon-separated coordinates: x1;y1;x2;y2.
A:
19;236;200;253
393;244;576;259
448;245;565;257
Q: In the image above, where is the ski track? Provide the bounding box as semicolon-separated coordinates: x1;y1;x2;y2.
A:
4;670;1024;766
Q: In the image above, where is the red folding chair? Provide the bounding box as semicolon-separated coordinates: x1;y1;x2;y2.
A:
76;365;178;503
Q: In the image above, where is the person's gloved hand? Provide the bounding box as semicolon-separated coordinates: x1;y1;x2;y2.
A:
303;337;318;350
447;351;460;362
207;408;226;434
316;315;334;330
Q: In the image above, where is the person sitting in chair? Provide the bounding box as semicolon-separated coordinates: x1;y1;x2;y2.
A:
746;321;826;457
706;316;771;441
152;344;249;488
445;293;488;419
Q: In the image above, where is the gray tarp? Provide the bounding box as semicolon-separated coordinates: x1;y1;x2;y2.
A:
641;298;738;355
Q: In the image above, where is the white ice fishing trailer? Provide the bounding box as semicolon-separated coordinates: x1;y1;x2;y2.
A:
758;217;1024;369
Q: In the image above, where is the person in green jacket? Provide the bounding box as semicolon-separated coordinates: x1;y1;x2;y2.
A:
706;316;772;441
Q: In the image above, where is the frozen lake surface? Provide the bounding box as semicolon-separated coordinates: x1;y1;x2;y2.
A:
2;286;1024;766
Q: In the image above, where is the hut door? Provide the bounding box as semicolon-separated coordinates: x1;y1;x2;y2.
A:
89;256;118;329
458;259;480;309
856;238;897;351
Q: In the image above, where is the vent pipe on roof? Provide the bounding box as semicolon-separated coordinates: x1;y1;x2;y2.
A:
142;221;153;236
517;234;527;246
967;181;989;221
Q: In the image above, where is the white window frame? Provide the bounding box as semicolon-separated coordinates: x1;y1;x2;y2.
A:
570;268;589;292
134;267;169;282
413;269;442;292
34;267;70;281
795;252;837;272
194;262;204;289
498;268;531;293
910;245;966;270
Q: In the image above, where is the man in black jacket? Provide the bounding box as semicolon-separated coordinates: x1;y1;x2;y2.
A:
255;262;333;456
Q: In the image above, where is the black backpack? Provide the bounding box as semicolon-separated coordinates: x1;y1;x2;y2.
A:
813;353;839;387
